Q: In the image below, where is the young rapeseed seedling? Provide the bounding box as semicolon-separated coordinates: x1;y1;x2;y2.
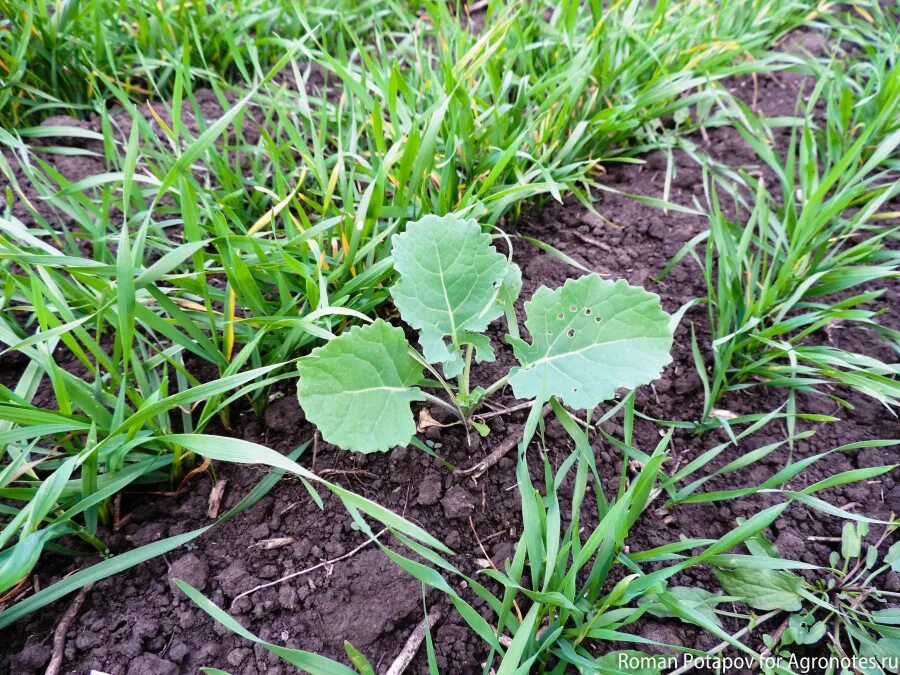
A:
296;213;674;453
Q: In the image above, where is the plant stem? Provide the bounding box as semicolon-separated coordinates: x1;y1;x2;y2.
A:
420;391;464;420
481;374;509;401
459;344;473;398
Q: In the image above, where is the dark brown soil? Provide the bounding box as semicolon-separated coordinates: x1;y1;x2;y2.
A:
2;64;898;675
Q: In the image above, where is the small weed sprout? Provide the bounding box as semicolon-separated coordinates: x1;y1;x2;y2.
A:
713;520;900;663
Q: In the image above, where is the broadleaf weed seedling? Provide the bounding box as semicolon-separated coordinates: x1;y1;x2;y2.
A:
713;520;900;667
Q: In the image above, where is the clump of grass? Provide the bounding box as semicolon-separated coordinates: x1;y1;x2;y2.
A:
0;0;849;634
0;0;415;126
664;67;899;418
171;394;898;673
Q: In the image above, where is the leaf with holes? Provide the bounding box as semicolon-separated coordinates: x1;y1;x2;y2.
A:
390;214;510;377
296;319;425;453
507;275;673;409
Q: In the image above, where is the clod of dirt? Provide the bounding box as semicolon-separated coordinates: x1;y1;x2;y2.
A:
278;585;298;610
168;642;190;663
885;572;900;593
639;624;684;656
226;646;252;667
774;531;807;560
127;522;166;547
441;485;475;519
9;643;50;673
216;561;260;598
168;553;209;592
264;395;304;432
417;474;443;506
315;549;420;648
249;522;270;540
126;652;178;675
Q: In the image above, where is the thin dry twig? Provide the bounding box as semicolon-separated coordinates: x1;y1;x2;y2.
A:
46;582;95;675
572;230;612;251
459;405;551;477
0;575;30;606
758;615;790;659
385;607;441;675
312;430;320;473
230;528;387;608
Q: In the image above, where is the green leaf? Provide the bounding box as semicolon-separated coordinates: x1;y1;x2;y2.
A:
498;262;523;339
877;640;900;673
390;214;509;377
800;620;826;645
595;651;663;675
496;603;539;675
508;276;673;409
885;541;900;572
297;320;424;453
498;262;523;311
639;586;723;627
842;521;862;560
713;567;804;612
858;626;900;673
873;609;900;625
343;641;374;675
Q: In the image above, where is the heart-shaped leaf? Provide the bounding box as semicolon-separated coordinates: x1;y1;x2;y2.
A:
297;320;424;453
390;214;510;377
507;275;673;409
